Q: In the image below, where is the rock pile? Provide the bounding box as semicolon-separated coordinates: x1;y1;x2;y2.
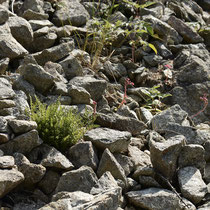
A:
0;0;210;209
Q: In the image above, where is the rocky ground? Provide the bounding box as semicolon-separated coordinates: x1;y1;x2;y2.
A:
0;0;210;209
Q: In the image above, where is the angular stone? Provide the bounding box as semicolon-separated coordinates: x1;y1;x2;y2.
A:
52;0;90;27
0;116;8;132
0;169;24;198
178;144;206;174
69;76;107;101
33;41;74;66
0;133;9;144
84;128;131;153
0;6;9;24
0;99;15;109
126;188;193;210
38;170;60;195
0;78;15;100
19;63;55;94
29;19;53;31
96;113;147;136
150;135;185;180
0;129;42;155
97;148;127;184
7;16;33;50
8;119;37;134
0;57;9;75
168;16;204;44
55;166;98;193
178;166;207;204
0;156;14;169
59;55;84;80
39;199;72;210
68;141;98;171
13;153;46;186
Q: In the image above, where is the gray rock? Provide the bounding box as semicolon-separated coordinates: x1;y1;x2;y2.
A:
128;146;151;170
0;99;15;109
55;166;98;193
0;133;9;144
97;148;127;184
0;169;24;198
178;166;207;204
204;163;210;183
68;85;91;104
150;135;185;180
199;27;210;49
22;9;48;21
0;57;9;75
39;199;72;210
68;141;98;171
52;0;90;27
143;55;163;67
29;19;53;31
0;6;9;24
0;129;42;155
38;170;60;195
0;116;8;132
68;76;107;101
152;41;173;59
114;154;134;176
108;11;128;24
0;77;15;100
138;107;153;124
198;202;210;210
178;144;206;174
7;16;33;50
52;191;94;207
8;119;37;134
96;113;147;136
13;152;46;186
19;63;55;94
0;24;28;59
0;149;3;156
143;15;183;45
59;55;84;80
90;171;118;195
126;188;194;210
84;127;131;153
177;56;210;84
33;41;75;66
0;155;15;169
139;175;161;188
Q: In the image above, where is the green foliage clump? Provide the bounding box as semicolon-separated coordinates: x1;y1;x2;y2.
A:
26;97;96;152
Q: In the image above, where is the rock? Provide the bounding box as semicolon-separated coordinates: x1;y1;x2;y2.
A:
126;188;186;210
52;191;94;207
39;199;72;210
59;55;84;80
0;24;28;59
0;78;15;100
33;41;75;66
19;63;55;94
152;41;173;59
90;171;118;195
55;166;98;193
28;144;74;170
0;129;42;155
8;119;37;134
0;99;15;109
0;58;9;75
139;175;161;188
177;56;210;83
84;127;131;153
138;107;153;124
0;133;9;144
178;144;206;174
68;85;91;104
0;116;8;132
199;27;210;49
0;169;24;198
13;152;46;186
0;6;9;24
29;19;53;31
143;15;183;45
97;148;127;184
52;0;90;27
67;141;98;171
149;135;185;180
38;170;60;195
68;76;107;101
143;55;163;67
0;155;15;169
178;166;207;204
96;113;147;136
7;16;33;50
197;0;210;11
204;163;210;183
128;146;151;170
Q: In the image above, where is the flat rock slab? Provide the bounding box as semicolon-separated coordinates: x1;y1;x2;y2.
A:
84;127;131;153
178;166;207;204
126;187;194;210
0;169;24;198
0;155;14;169
0;78;15;100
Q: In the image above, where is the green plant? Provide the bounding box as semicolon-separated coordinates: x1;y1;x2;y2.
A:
141;85;171;114
25;97;97;152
